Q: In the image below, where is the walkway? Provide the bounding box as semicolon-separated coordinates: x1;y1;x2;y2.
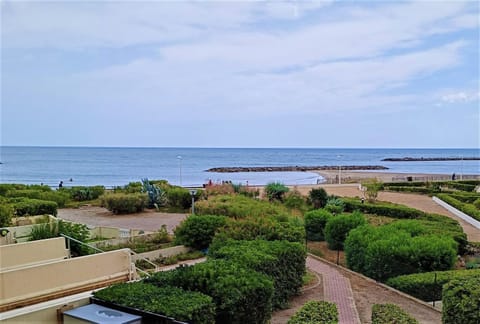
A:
306;256;361;324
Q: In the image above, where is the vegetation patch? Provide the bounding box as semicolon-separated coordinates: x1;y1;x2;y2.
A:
436;193;480;221
371;304;418;324
287;300;338;324
442;276;480;324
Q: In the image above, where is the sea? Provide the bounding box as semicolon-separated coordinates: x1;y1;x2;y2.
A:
0;147;479;188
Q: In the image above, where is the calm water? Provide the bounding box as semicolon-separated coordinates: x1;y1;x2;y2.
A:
0;147;478;187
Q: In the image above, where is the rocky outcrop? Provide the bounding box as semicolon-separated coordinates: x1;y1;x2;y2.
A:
206;165;388;173
382;157;480;162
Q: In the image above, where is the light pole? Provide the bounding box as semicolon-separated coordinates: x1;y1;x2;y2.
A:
460;156;463;180
337;155;342;184
189;189;197;214
177;155;183;186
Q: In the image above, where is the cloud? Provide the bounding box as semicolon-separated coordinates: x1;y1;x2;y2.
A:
441;91;480;104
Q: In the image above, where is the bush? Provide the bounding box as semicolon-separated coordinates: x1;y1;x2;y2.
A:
362;179;383;202
386;269;480;302
29;222;57;241
287;300;338;324
216;216;305;243
0;203;14;227
308;188;328;209
58;220;90;256
436;194;480;221
324;212;366;250
6;189;70;207
69;186;105;201
166;187;192;209
101;193;148;214
442;276;480;324
174;215;227;250
371;304;418;324
342;197;424;219
93;282;215;324
12;198;58;216
283;190;307;211
304;209;333;241
146;260;274;324
209;239;306;309
345;224;458;281
324;197;345;214
265;182;289;202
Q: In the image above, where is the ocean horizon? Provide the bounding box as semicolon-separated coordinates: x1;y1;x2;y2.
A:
1;146;479;187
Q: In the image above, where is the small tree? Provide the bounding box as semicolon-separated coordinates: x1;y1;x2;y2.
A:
304;209;333;241
308;188;328;209
324;197;345;215
174;215;227;250
362;179;383;202
325;212;367;250
265;182;289;202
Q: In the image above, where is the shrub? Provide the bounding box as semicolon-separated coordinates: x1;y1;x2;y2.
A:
146;260;274;324
216;216;305;243
474;198;480;209
58;220;90;256
0;203;14;227
386;269;480;302
69;186;105;201
304;209;333;241
93;282;215;324
209;239;306;309
166;187;192;209
28;222;57;241
174;215;227;250
362;179;383;202
12;198;58;216
442;276;480;324
265;182;289;202
371;304;418;324
114;181;143;193
287;300;338;324
436;194;480;221
101;193;148;214
342;197;424;219
284;190;307;211
6;189;70;207
324;197;345;214
324;212;366;250
308;188;328;209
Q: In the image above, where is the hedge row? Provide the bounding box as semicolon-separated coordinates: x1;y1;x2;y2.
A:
100;193;148;214
442;276;480;324
5;189;70;207
342;198;424;219
371;304;418;324
0;204;14;227
146;259;274;324
324;212;366;250
10;198;58;216
68;186;105;201
93;282;215;323
436;194;480;221
174;215;227;250
345;223;458;281
208;239;306;309
383;186;433;194
287;300;338;324
386;269;480;302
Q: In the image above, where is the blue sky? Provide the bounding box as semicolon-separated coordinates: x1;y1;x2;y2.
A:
1;1;479;148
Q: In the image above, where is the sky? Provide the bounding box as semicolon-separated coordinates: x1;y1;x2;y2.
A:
1;1;479;148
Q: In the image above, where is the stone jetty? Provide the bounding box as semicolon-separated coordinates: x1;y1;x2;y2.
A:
382;157;480;162
206;165;388;173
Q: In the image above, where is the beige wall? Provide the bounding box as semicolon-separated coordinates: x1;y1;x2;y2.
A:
0;237;69;271
0;249;132;311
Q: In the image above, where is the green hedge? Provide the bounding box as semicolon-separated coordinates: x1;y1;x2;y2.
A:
166;187;192;209
0;203;14;227
216;216;305;243
93;282;215;324
208;239;306;309
146;260;274;324
342;198;424;219
436;194;480;221
304;209;333;241
174;215;227;250
442;276;480;324
345;223;457;281
383;186;433;194
324;212;366;250
371;304;418;324
100;193;148;214
11;198;58;216
68;186;105;201
386;269;480;302
5;189;70;207
287;300;338;324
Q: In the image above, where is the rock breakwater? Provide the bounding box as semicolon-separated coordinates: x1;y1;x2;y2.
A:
206;165;388;173
382;157;480;162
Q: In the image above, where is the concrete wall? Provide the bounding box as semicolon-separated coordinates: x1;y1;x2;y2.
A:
0;237;69;271
2;216;57;244
433;196;480;229
0;249;132;312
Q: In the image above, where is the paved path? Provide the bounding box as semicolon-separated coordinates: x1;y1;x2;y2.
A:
307;256;361;324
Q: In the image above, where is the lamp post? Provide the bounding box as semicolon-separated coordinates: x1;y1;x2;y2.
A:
177;155;183;186
337;155;343;184
460;156;464;180
189;189;197;214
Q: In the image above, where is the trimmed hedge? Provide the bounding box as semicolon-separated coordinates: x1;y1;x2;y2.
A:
442;276;480;324
371;304;418;324
287;300;338;324
100;193;148;214
174;215;227;250
208;239;306;309
6;189;70;207
342;198;424;219
93;282;215;324
166;187;192;209
324;212;366;250
304;209;333;241
345;223;458;281
386;269;480;302
69;186;105;201
383;186;433;194
436;194;480;221
146;260;274;324
11;198;58;216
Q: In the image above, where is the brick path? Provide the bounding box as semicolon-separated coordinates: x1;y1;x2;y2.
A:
307;256;361;324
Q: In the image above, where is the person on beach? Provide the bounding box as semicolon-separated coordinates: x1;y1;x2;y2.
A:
452;173;456;181
58;181;63;188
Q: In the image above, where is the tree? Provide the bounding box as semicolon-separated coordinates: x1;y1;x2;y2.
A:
265;182;289;202
362;179;383;202
308;188;328;209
